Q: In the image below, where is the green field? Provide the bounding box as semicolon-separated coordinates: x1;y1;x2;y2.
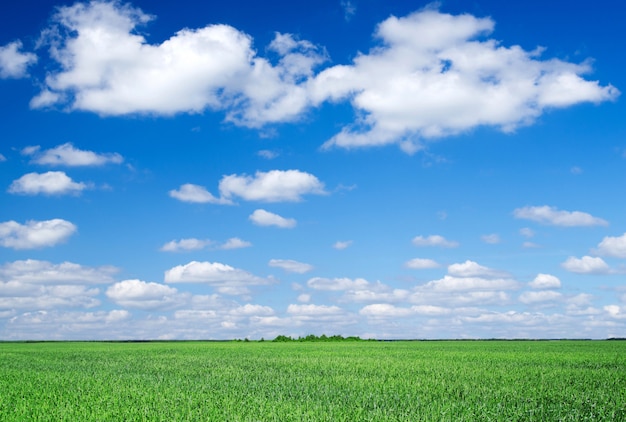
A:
1;340;625;420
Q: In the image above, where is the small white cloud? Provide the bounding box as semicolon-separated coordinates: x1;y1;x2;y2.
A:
0;219;77;249
268;259;314;274
164;261;274;295
447;260;507;278
529;273;561;289
286;303;345;316
297;293;311;303
106;279;185;310
169;184;233;204
519;290;562;304
341;0;357;21
561;256;610;274
23;143;123;166
219;170;326;202
249;209;296;228
307;277;369;291
423;275;518;292
519;227;535;238
404;258;440;269
0;153;6;162
412;235;459;248
257;150;279;159
570;166;583;175
160;238;211;252
0;40;37;78
596;232;626;258
220;237;252;250
8;171;88;196
513;205;608;227
0;259;118;285
522;241;541;249
481;234;500;244
333;240;352;250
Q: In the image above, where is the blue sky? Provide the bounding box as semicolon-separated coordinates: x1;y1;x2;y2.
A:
1;0;625;340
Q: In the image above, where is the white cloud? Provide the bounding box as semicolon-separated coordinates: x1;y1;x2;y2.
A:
412;234;459;248
333;240;352;250
23;143;123;166
219;170;326;202
314;9;618;153
307;277;369;291
519;290;562;305
32;2;325;126
297;294;311;303
341;0;357;21
164;261;274;295
481;234;500;244
106;279;186;310
529;273;561;289
422;275;518;292
519;227;535;238
8;171;88;195
0;259;117;285
596;233;626;258
0;41;37;78
160;238;211;252
0;219;77;249
561;256;610;274
257;150;279;159
360;303;450;318
220;237;252;250
404;258;440;269
268;259;314;274
447;260;507;278
168;184;233;204
513;205;608;227
249;209;296;228
286;303;344;316
0;153;6;162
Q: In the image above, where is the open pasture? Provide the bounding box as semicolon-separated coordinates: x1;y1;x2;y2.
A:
0;340;624;420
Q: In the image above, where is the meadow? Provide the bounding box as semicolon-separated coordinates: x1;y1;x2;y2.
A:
0;340;624;420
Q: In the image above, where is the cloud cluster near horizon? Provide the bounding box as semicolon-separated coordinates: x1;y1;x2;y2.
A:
4;0;617;153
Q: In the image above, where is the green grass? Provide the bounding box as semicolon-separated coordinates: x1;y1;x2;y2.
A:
1;340;625;420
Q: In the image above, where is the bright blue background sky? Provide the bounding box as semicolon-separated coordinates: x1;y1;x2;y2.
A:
1;0;625;339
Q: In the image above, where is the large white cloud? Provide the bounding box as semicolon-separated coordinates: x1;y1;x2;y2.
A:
596;233;626;258
513;205;608;227
32;1;325;126
26;2;615;153
0;41;37;78
314;8;618;153
0;219;77;249
22;143;123;166
164;261;274;295
249;209;296;228
561;256;610;274
8;171;88;195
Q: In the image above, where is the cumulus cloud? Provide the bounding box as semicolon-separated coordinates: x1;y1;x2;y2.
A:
404;258;440;269
164;261;274;295
22;143;123;166
220;238;252;250
0;259;117;285
596;233;626;258
160;238;211;252
32;1;325;126
412;234;459;248
268;259;314;273
315;8;618;153
168;184;233;204
529;273;561;289
0;219;77;249
307;277;370;291
513;205;608;227
422;275;518;292
106;279;187;310
360;303;450;318
0;41;37;78
447;260;508;278
561;256;610;274
219;170;326;202
519;290;562;305
249;209;296;228
8;171;88;195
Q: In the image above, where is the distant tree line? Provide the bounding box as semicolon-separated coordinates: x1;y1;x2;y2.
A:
272;334;366;342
